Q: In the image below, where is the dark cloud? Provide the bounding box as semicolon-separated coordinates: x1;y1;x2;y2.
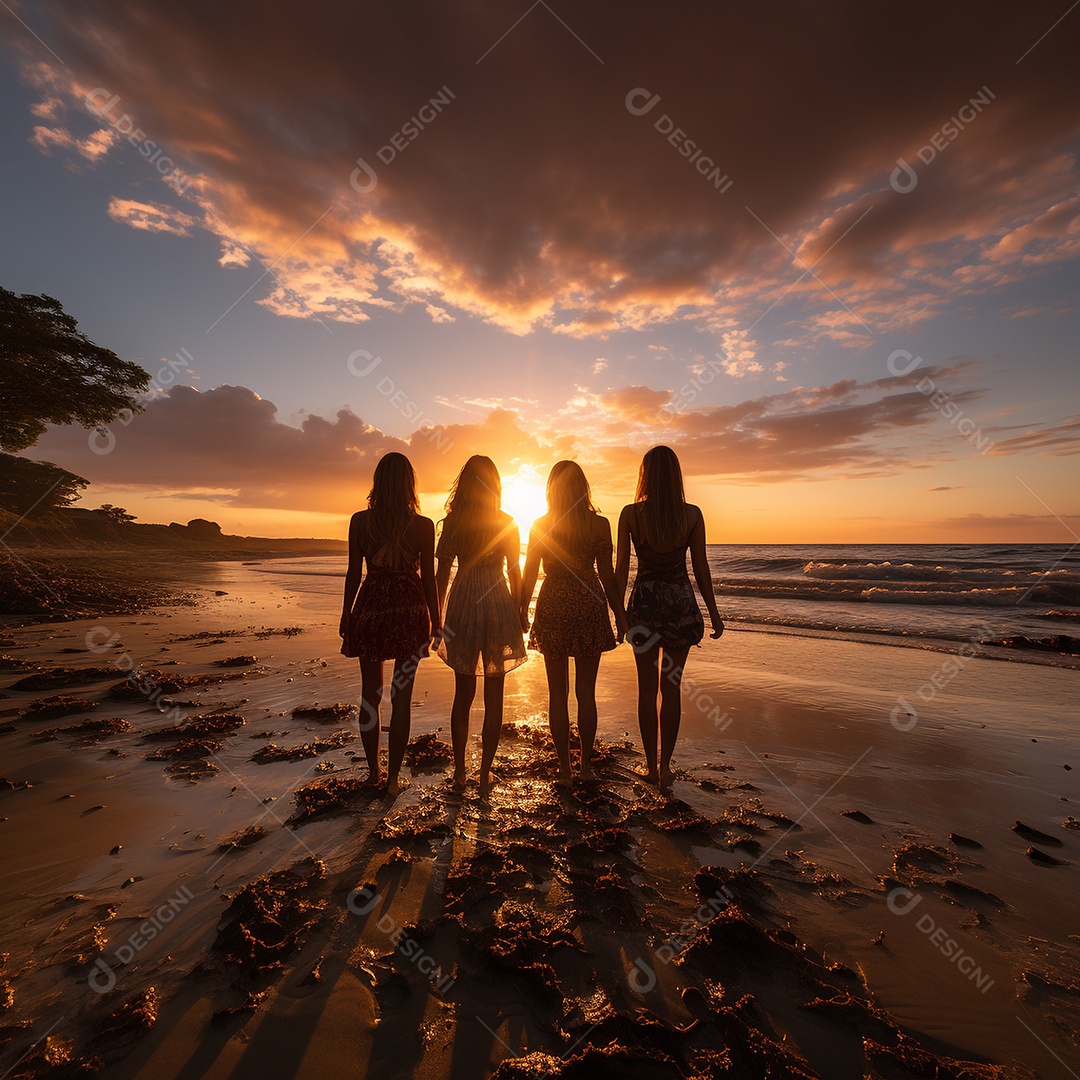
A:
13;1;1080;335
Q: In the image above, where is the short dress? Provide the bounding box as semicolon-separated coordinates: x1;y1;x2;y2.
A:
626;519;704;650
529;536;616;658
438;538;527;678
341;555;431;662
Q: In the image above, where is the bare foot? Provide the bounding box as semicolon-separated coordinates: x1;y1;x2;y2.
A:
386;775;410;797
659;767;675;790
362;770;383;788
579;763;595;782
478;771;497;800
640;767;659;785
556;765;574;789
451;767;467;791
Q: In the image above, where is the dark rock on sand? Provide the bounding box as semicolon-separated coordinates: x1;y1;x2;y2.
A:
218;825;267;851
1026;846;1066;866
1013;820;1063;846
840;809;874;824
948;832;982;848
215;655;257;667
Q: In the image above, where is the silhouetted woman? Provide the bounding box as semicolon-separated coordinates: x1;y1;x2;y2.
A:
521;461;628;785
616;446;723;789
340;452;440;796
435;455;526;798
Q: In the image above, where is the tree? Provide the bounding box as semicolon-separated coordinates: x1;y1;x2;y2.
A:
0;454;88;517
95;504;136;523
0;288;150;452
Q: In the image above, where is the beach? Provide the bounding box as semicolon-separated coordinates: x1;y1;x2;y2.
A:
1;555;1078;1079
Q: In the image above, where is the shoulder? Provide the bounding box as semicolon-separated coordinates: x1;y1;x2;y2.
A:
617;504;635;525
349;510;368;532
414;514;436;536
592;514;612;539
685;504;704;524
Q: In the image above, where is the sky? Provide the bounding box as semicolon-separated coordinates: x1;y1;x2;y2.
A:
2;1;1079;542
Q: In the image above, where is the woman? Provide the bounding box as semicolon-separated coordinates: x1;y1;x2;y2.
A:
520;461;628;785
616;446;723;789
340;452;439;796
435;455;526;798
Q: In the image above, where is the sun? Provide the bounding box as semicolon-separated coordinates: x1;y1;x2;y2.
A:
501;464;549;538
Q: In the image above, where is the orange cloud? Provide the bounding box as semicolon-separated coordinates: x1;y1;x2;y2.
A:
12;3;1080;339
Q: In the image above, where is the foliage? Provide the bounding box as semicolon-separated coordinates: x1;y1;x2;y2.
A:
0;287;150;452
95;503;136;523
0;453;88;517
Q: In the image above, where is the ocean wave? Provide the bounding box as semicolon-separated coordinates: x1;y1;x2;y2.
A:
718;579;1080;607
800;560;1078;584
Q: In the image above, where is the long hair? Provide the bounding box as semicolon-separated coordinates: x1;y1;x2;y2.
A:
441;455;506;561
542;460;598;557
635;445;688;550
366;452;419;561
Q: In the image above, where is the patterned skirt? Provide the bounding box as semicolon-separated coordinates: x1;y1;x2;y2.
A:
439;562;527;677
341;569;430;662
529;571;615;658
626;574;704;650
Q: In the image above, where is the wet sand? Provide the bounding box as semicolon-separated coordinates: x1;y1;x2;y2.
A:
0;559;1077;1078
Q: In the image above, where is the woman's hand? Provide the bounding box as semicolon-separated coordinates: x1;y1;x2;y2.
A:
518;605;530;633
615;611;629;645
430;623;444;651
338;613;349;638
709;615;724;639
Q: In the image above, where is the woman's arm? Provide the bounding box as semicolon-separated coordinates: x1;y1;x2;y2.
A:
418;516;440;639
339;512;365;637
688;505;723;638
505;523;523;615
595;517;628;642
519;523;542;633
614;505;633;601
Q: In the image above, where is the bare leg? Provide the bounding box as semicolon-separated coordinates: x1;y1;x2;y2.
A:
658;646;690;789
386;656;418;796
478;674;504;798
544;655;572;785
632;641;661;783
574;654;601;780
450;673;476;788
358;659;384;785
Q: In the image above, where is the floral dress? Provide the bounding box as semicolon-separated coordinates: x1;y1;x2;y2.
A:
529;535;616;658
626;512;704;649
341;552;431;662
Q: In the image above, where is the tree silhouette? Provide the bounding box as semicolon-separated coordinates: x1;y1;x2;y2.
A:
0;287;150;452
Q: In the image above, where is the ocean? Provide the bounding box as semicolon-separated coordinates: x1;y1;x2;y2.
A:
246;544;1080;668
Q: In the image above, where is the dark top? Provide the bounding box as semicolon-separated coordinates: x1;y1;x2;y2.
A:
632;505;691;581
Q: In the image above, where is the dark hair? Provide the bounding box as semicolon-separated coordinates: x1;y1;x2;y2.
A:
367;452;419;560
635;445;688;549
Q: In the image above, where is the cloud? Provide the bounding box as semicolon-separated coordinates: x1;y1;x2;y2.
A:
987;415;1080;456
107;197;196;235
32;384;552;514
26;364;1078;517
12;3;1080;338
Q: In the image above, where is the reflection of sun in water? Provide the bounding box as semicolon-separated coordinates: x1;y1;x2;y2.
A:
501;464;549;538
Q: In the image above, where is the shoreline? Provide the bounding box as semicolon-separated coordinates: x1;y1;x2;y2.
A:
0;558;1077;1078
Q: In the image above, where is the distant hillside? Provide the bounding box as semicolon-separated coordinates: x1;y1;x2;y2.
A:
2;507;346;556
